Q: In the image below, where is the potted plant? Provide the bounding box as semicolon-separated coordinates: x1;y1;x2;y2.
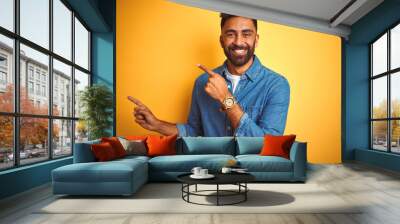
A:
79;84;113;140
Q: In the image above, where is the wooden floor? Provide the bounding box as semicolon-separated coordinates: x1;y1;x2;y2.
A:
1;162;400;224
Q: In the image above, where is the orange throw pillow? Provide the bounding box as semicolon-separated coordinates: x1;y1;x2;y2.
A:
101;137;127;158
146;135;177;157
124;135;148;141
91;142;117;161
259;134;296;159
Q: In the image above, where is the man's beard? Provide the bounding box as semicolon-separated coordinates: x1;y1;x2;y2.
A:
223;42;255;67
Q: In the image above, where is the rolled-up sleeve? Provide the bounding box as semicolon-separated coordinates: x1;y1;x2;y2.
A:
235;77;290;137
176;80;203;137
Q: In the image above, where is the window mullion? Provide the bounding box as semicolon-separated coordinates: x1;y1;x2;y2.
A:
71;10;76;155
14;0;20;167
49;0;53;160
370;45;373;149
388;30;391;153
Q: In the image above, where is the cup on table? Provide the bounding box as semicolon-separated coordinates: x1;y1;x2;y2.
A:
191;167;202;176
199;168;208;176
221;167;232;174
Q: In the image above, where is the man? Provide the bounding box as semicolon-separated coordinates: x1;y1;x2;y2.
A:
128;13;290;137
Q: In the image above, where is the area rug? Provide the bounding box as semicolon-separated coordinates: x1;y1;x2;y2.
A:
37;183;362;214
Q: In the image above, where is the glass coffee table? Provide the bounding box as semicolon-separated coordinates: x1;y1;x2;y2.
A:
177;172;255;206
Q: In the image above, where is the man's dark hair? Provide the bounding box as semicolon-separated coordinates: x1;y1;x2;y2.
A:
220;13;257;31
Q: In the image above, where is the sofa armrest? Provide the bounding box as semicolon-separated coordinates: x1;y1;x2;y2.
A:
73;140;100;163
289;141;307;181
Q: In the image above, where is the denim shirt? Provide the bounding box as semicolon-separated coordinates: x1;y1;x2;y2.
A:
176;55;290;137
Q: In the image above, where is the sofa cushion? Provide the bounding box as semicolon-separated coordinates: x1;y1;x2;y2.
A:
149;154;235;172
101;137;127;158
236;137;264;155
260;134;296;159
147;135;177;157
124;135;148;141
91;142;118;161
236;155;293;172
52;158;147;183
115;155;150;163
118;137;147;156
180;137;235;155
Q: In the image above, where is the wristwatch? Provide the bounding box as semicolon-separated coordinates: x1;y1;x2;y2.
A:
221;96;237;111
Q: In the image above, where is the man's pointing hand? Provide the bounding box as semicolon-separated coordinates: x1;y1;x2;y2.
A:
197;64;230;104
127;96;160;131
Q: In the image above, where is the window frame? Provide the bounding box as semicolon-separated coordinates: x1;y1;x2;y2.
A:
370;20;400;154
0;0;92;171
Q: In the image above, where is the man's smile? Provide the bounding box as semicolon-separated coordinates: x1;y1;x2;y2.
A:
231;48;247;56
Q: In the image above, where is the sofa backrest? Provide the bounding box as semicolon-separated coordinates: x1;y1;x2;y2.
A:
178;137;235;155
235;137;264;155
74;137;302;161
73;139;100;163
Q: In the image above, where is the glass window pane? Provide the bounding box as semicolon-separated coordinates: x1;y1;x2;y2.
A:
53;59;72;117
75;120;88;143
372;33;387;76
0;0;14;31
391;72;400;118
372;77;387;119
0;34;14;112
0;116;14;170
20;117;49;165
53;119;72;158
53;0;72;60
391;24;400;70
74;17;89;70
372;121;388;151
74;69;89;118
20;0;49;49
391;120;400;153
20;44;49;115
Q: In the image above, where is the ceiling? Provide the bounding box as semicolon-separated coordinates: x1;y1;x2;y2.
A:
66;0;114;32
168;0;384;38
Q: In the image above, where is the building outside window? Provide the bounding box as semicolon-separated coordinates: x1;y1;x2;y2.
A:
0;54;7;67
41;73;46;83
28;81;34;94
28;67;34;80
0;71;6;85
54;89;58;103
0;54;7;88
35;70;40;82
35;83;40;95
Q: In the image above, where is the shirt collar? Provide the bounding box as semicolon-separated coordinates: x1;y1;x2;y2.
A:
221;55;261;82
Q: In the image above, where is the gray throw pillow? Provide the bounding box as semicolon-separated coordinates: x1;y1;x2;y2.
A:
118;137;147;156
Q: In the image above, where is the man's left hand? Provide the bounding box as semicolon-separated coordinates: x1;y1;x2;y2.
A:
197;64;230;103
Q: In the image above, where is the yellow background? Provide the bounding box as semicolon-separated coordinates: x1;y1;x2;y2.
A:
116;0;342;163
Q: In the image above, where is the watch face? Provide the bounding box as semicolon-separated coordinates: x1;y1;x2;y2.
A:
225;98;234;107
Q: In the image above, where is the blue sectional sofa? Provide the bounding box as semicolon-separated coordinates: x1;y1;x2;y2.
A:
52;137;307;196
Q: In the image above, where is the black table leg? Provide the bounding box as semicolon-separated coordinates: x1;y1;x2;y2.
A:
245;183;247;201
217;184;219;206
187;184;190;202
181;183;183;199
